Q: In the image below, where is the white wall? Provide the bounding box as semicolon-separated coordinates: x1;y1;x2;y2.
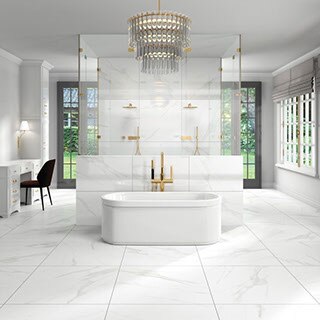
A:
242;74;274;188
49;73;77;187
0;50;21;162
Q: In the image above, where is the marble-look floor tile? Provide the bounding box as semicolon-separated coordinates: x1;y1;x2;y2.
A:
123;246;200;266
243;198;296;225
217;305;320;320
0;223;12;237
197;226;280;266
288;267;320;303
246;223;320;242
0;266;35;303
112;266;212;304
43;227;125;266
9;266;118;304
0;239;57;266
291;216;320;235
204;266;315;304
0;305;108;320
106;305;218;320
262;240;320;266
260;197;320;218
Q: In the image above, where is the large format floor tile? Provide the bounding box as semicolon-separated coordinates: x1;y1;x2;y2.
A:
217;305;320;320
197;226;280;266
123;246;200;266
0;239;57;266
246;222;320;242
0;266;35;303
262;239;320;266
9;266;118;304
204;266;316;304
112;266;212;304
0;305;108;320
43;227;125;266
106;305;219;320
288;267;320;303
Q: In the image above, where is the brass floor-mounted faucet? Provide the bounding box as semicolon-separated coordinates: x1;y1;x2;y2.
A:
151;152;173;192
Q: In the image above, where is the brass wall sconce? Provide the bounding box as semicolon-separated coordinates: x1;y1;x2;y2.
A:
17;120;30;149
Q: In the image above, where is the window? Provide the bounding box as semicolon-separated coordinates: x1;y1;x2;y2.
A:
279;92;316;175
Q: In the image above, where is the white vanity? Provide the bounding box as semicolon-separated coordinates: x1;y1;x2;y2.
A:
0;159;41;217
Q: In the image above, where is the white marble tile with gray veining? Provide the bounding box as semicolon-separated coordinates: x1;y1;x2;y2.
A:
189;156;243;192
217;305;320;320
0;305;108;320
204;266;316;304
0;266;35;303
77;156;132;192
197;226;280;266
9;266;118;304
43;226;125;266
112;266;212;304
106;305;219;320
123;246;200;266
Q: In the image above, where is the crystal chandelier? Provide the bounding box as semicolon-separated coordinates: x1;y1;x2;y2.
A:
128;0;191;75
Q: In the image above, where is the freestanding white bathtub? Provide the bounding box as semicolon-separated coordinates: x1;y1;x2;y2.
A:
101;192;221;245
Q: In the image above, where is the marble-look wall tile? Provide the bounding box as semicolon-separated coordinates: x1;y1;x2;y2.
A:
189;156;243;191
77;156;132;192
133;155;189;191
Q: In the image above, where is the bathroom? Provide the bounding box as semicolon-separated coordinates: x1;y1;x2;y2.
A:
1;1;320;319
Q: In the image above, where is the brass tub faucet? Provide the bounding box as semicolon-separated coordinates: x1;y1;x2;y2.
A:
151;152;173;192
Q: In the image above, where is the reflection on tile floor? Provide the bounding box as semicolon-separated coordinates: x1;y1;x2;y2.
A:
0;189;320;319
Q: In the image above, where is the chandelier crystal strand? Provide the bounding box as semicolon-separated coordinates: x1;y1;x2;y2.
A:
128;0;191;75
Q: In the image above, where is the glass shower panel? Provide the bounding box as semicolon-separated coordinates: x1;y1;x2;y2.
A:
221;36;241;155
181;56;221;155
78;36;98;155
98;57;140;155
78;34;241;156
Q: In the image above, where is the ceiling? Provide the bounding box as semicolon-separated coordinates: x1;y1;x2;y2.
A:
0;0;319;73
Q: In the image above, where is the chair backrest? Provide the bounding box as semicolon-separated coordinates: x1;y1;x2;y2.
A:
37;159;56;187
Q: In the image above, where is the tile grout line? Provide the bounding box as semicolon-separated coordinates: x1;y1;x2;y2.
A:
103;246;127;320
195;246;221;320
244;223;320;305
0;210;44;239
255;194;320;239
1;225;75;308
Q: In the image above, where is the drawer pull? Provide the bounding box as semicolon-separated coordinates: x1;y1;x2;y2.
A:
12;189;18;193
12;199;17;204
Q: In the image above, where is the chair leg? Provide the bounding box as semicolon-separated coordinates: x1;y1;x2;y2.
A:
47;187;53;205
40;188;44;211
25;188;28;205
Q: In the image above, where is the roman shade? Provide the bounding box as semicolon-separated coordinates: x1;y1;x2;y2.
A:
272;58;315;101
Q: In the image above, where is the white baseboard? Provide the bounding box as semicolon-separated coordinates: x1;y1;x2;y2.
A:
274;183;320;209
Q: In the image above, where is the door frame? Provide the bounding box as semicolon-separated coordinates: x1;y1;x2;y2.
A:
57;81;79;189
242;81;262;188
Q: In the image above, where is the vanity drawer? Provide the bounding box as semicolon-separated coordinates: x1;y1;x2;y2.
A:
9;166;20;176
10;175;19;186
20;162;33;174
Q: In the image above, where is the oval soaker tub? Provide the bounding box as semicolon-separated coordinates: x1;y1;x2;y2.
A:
101;192;221;245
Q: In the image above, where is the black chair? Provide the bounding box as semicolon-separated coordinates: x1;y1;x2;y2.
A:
20;159;56;211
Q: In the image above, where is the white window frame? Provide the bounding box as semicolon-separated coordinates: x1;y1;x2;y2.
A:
276;91;317;177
